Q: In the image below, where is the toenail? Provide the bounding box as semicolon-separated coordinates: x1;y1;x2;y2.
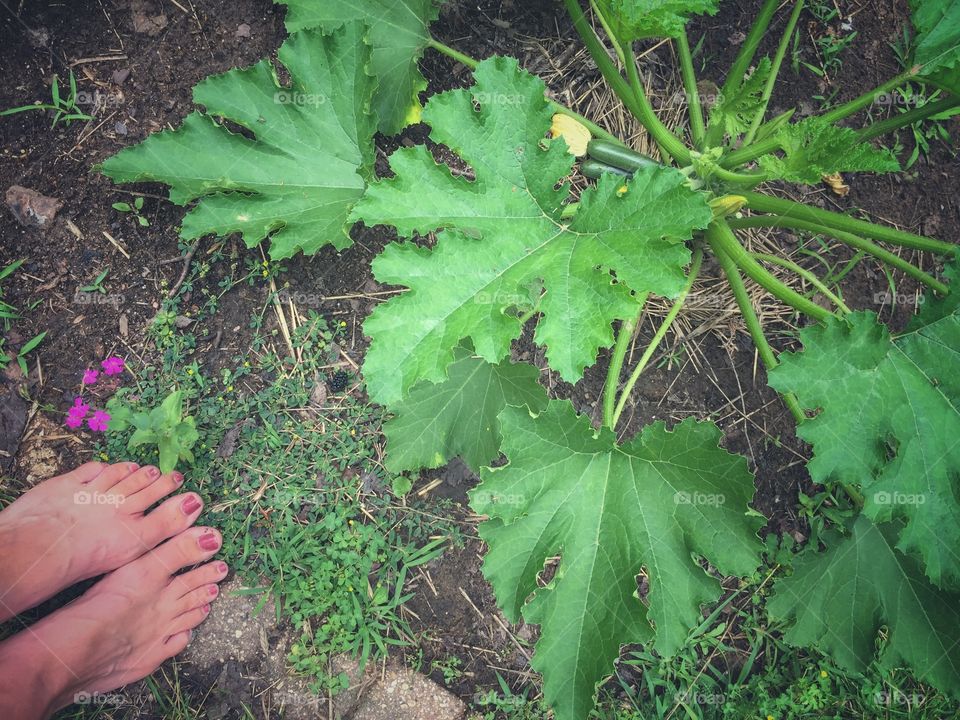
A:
173;472;184;485
182;496;202;515
128;463;139;473
203;604;211;614
217;562;228;574
146;466;160;479
208;585;219;597
199;532;220;551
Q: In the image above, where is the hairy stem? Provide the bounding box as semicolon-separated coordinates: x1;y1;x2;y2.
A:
743;0;805;145
819;68;917;124
710;219;836;321
705;0;780;146
676;30;705;146
588;0;625;65
560;0;690;162
621;40;691;163
721;135;780;168
426;37;622;146
740;191;958;255
708;228;806;425
856;95;960;142
751;252;851;313
729;215;950;295
602;293;648;428
611;250;703;430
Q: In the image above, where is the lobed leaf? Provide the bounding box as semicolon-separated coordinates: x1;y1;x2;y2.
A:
598;0;720;40
769;515;960;697
353;57;712;404
758;118;900;183
100;24;377;260
910;0;960;93
769;303;960;589
383;350;548;474
473;400;762;720
708;57;771;140
275;0;442;134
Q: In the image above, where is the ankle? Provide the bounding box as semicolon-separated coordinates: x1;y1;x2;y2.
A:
0;627;77;719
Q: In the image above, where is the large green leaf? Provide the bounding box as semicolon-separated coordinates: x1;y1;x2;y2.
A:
768;516;960;696
769;310;960;588
275;0;441;134
353;56;712;405
472;400;762;720
758;118;900;183
100;24;376;259
910;0;960;93
598;0;720;40
383;351;548;473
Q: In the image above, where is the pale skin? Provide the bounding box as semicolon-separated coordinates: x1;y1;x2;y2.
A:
0;462;226;719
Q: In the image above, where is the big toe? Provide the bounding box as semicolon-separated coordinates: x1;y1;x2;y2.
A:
154;526;222;575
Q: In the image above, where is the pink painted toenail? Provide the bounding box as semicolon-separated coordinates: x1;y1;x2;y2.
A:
199;532;220;551
146;466;160;479
182;496;201;515
217;562;228;574
128;463;139;473
173;472;184;485
203;604;211;614
208;585;219;597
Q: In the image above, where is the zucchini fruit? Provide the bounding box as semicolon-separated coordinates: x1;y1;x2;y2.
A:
586;139;658;172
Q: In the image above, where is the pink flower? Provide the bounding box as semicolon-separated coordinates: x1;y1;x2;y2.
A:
66;397;90;429
82;369;99;385
87;410;111;432
101;356;125;376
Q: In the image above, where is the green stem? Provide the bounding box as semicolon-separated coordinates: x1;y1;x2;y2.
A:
740;191;958;255
751;252;851;313
426;37;478;70
856;95;960;142
426;36;622;146
602;293;648;428
819;68;917;124
705;0;780;147
710;219;836;321
707;228;806;425
721;135;780;168
729;216;950;295
711;165;767;186
611;250;703;430
589;0;625;65
560;0;690;163
676;30;705;146
743;0;805;146
621;41;690;163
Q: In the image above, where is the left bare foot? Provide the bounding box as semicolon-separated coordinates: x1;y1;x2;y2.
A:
0;461;205;621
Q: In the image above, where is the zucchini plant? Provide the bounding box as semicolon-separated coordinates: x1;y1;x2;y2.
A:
99;1;960;718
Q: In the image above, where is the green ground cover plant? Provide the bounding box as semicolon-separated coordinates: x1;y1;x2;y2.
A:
96;270;459;693
99;1;960;718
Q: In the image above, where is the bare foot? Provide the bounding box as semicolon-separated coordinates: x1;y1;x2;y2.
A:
0;461;205;620
0;525;226;719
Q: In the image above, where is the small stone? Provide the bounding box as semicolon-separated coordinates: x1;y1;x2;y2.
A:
235;23;251;38
5;185;62;229
111;68;131;84
114;121;128;136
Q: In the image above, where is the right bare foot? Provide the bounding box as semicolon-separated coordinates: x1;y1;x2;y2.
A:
0;461;205;620
0;525;226;719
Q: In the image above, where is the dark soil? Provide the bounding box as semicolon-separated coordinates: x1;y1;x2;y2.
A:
0;0;957;716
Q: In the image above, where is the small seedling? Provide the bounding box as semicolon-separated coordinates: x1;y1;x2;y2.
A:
0;70;93;128
0;259;45;374
112;196;150;227
107;390;199;474
80;267;110;294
